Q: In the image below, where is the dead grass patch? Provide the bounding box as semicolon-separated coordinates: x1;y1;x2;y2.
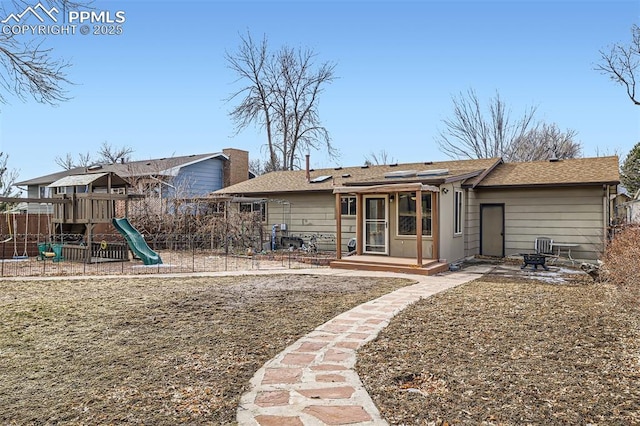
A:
0;274;411;425
357;276;640;425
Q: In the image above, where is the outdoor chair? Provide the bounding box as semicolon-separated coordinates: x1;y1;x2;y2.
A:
535;237;555;257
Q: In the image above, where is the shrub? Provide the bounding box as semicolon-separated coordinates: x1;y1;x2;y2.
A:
602;225;640;304
603;225;640;285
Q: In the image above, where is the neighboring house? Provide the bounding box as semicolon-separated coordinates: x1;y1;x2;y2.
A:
214;156;619;273
621;188;640;224
610;185;631;224
14;148;251;214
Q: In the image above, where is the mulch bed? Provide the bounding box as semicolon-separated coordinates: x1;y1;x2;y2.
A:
356;275;640;425
0;274;412;425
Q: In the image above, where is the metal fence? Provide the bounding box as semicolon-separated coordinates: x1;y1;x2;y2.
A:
0;233;335;278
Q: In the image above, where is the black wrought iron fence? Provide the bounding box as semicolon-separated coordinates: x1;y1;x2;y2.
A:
0;233;335;278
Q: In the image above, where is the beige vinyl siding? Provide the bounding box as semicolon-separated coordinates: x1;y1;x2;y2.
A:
465;189;480;258
438;183;465;263
473;186;607;261
264;193;355;251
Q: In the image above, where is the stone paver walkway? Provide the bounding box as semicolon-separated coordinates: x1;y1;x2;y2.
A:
236;269;478;425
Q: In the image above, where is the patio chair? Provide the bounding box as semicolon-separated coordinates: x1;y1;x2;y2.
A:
535;237;553;255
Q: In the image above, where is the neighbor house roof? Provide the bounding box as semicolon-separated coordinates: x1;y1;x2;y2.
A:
214;158;502;196
473;156;620;188
15;153;229;186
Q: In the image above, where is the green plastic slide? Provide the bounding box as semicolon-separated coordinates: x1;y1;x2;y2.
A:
112;218;163;265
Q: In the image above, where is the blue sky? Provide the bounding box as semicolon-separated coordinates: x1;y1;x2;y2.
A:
1;0;639;183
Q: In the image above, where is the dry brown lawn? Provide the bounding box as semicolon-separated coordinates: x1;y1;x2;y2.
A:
357;275;640;425
4;271;639;426
0;274;411;425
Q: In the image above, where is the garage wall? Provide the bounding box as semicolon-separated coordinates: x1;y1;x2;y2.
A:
466;186;608;261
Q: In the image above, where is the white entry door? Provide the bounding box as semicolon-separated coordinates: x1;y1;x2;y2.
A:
363;195;388;254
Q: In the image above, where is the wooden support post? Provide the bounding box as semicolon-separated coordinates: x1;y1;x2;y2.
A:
85;223;93;264
356;194;363;255
432;192;439;261
416;189;423;267
335;193;342;260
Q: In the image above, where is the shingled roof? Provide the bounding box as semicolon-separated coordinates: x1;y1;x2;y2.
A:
15;153;228;186
473;156;620;188
215;157;502;195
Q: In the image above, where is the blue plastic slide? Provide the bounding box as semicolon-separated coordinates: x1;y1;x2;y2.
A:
112;218;163;265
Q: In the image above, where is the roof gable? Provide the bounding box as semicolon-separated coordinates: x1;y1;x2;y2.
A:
15;153;228;186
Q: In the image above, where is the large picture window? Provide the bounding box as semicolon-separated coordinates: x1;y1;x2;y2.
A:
454;189;463;235
397;192;432;236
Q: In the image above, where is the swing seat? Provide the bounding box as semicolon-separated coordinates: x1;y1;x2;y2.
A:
37;243;48;260
37;243;63;262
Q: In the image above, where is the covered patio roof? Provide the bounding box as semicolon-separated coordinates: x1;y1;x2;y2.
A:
333;182;440;195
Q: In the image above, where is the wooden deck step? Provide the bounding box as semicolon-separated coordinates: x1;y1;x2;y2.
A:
330;259;449;276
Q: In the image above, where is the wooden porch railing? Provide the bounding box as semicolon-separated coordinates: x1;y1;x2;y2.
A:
52;194;128;224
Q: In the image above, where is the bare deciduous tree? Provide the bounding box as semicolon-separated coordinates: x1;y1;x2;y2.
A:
54;151;92;170
248;158;264;176
97;141;133;164
226;32;337;171
596;24;640;106
364;149;397;166
0;1;92;104
437;89;537;160
0;37;70;105
1;152;20;210
507;123;582;162
54;142;132;170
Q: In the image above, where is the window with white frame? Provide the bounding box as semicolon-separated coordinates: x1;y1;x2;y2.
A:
39;185;51;198
397;192;432;236
341;196;356;216
454;189;463;235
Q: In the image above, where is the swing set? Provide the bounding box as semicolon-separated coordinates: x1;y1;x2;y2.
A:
1;211;62;261
2;211;28;260
1;171;130;264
